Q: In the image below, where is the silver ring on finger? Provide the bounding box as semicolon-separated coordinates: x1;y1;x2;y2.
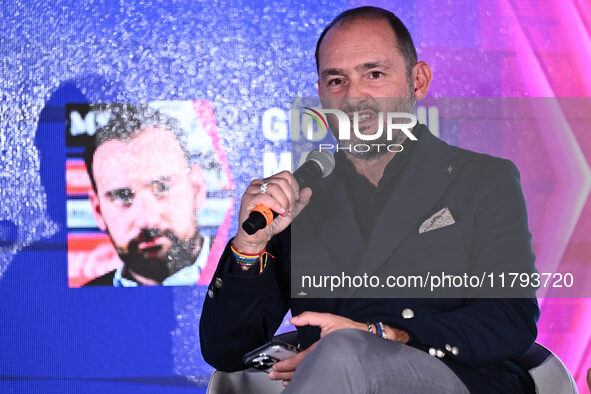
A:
260;182;270;194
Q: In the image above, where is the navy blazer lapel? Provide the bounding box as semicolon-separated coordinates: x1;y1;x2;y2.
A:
301;170;362;270
357;126;463;276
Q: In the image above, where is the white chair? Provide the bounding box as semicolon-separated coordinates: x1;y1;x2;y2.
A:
515;342;577;394
206;331;297;394
206;369;285;394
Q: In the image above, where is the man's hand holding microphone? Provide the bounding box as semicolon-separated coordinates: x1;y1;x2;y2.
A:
232;150;335;254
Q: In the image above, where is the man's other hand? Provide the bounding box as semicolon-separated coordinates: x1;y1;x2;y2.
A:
291;311;410;343
270;312;410;386
268;342;318;386
270;313;368;386
290;312;366;337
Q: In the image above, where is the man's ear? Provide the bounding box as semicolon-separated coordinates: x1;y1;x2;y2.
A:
189;163;206;211
411;61;433;100
89;188;107;231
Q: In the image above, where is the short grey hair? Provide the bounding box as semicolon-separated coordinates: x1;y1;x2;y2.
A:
83;103;190;192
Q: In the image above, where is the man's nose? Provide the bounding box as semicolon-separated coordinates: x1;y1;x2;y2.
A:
344;79;368;99
131;190;162;230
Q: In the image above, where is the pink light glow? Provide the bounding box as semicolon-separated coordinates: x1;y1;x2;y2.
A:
500;1;591;391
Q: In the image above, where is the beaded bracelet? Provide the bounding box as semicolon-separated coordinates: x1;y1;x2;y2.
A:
375;321;387;339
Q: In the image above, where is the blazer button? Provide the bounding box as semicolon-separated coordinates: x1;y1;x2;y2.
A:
207;289;215;299
436;349;445;358
452;346;459;356
429;348;437;357
214;277;224;288
401;308;414;319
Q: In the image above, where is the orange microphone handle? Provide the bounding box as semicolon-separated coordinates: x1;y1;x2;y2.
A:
242;204;278;235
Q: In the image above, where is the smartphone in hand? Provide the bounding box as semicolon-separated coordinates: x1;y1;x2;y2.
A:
243;340;300;372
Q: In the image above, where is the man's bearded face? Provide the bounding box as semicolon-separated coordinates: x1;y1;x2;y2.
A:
91;127;203;283
327;89;415;160
316;18;420;160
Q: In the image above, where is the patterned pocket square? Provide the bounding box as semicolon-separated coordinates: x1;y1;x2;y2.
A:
419;207;456;234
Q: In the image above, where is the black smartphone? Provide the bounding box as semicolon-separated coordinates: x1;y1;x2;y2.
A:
243;340;301;372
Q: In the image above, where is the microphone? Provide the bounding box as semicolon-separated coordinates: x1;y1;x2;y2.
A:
241;150;335;235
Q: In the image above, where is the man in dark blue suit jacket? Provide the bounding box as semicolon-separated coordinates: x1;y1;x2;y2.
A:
201;6;538;393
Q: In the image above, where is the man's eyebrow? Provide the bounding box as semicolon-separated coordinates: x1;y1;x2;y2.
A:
320;62;392;78
355;62;391;71
320;68;344;78
104;187;133;198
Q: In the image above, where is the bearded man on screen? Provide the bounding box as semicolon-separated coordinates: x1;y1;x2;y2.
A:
83;105;208;286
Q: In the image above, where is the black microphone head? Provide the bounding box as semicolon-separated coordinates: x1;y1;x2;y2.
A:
293;150;335;189
306;150;335;178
